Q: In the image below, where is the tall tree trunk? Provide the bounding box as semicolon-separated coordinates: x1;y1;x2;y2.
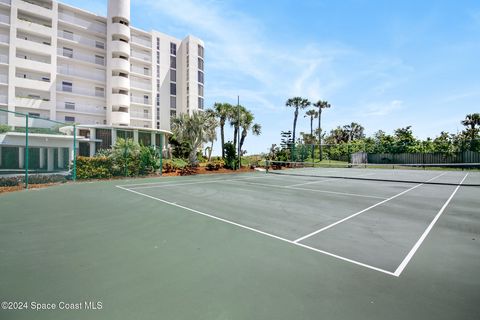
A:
292;107;299;161
233;127;238;151
220;121;225;159
239;129;247;153
310;116;314;159
208;140;213;161
318;109;323;161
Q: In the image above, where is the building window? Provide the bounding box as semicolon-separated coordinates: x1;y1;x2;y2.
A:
170;96;176;108
156;93;160;106
95;55;105;65
144;95;149;104
63;47;73;58
95;41;105;49
156;38;160;50
138;131;151;146
65;102;75;110
198;57;204;71
144;67;149;76
170;110;176;118
186;55;189;68
156;52;160;64
156;79;160;91
95;87;105;97
156;107;160;120
170;83;176;95
198;84;204;97
170;69;176;82
170;42;176;55
170;56;176;69
65;116;75;122
63;30;74;40
198;71;204;84
198;45;204;58
156;67;160;78
62;81;72;92
28;112;40;118
198;97;204;110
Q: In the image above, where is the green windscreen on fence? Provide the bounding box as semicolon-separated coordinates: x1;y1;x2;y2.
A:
0;109;76;189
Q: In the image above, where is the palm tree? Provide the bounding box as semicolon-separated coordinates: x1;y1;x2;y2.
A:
239;110;262;154
343;122;365;142
171;111;216;165
213;102;233;159
286;97;310;160
313;100;331;160
304;109;319;140
228;105;247;152
204;109;219;161
461;113;480;150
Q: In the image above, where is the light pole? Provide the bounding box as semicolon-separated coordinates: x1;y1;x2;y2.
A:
237;96;241;170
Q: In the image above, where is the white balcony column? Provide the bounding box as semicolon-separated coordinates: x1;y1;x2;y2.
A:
19;147;24;169
111;128;117;146
69;147;75;169
151;132;156;148
57;147;64;169
133;130;139;144
39;148;45;169
89;142;95;157
47;148;54;171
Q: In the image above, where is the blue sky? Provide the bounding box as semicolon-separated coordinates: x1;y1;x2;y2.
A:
63;0;480;155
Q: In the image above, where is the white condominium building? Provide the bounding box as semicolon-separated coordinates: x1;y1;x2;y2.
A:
0;0;204;156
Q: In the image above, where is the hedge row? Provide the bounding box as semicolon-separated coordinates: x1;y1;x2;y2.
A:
0;174;67;187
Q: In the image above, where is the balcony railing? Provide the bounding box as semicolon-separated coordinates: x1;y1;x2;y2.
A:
0;74;7;83
130;80;151;91
58;12;106;34
57;103;105;114
0;34;9;44
57;65;105;82
130;51;151;62
57;86;105;98
17;16;51;29
131;111;150;119
130;96;150;105
57;49;105;66
0;14;9;24
0;54;7;64
0;94;7;104
21;0;52;10
0;0;10;5
58;30;105;50
131;36;151;48
130;66;151;76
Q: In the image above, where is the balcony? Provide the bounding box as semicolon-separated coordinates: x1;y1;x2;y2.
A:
131;35;151;48
17;18;52;37
57;86;105;99
15;57;51;73
130;65;150;77
0;94;6;104
58;12;106;34
111;111;129;125
56;102;105;114
57;65;105;82
111;93;129;107
111;23;130;39
111;58;130;73
0;34;9;44
130;79;151;91
15;77;51;91
0;13;9;24
16;38;51;54
17;0;53;18
58;31;105;51
15;96;53;110
0;54;7;64
130;96;150;105
0;0;10;6
131;111;150;120
130;51;151;63
0;73;6;84
57;49;105;67
111;76;129;90
111;40;130;56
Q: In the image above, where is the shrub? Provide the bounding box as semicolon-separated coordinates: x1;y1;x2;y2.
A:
27;174;67;185
76;156;113;179
206;159;224;171
223;141;238;169
0;176;21;187
162;158;188;173
139;146;161;175
0;124;12;134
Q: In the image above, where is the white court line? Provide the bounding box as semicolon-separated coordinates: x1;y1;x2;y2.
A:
293;172;447;243
225;180;388;200
286;172;377;188
393;173;469;276
116;185;396;276
123;175;265;190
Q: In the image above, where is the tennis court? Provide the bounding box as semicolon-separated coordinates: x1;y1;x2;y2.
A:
1;166;479;319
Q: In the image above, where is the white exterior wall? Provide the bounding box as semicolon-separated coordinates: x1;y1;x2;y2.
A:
0;0;204;134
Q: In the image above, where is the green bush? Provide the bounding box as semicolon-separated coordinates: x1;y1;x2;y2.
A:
27;174;67;184
0;124;12;134
139;146;161;175
0;176;21;187
162;158;188;173
76;156;113;179
205;159;224;171
223;141;238;169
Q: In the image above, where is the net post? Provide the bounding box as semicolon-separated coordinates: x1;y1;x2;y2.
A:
25;114;29;189
159;133;163;176
73;124;76;181
265;160;269;173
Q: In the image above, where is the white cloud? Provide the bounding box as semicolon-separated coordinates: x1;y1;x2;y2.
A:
363;100;404;116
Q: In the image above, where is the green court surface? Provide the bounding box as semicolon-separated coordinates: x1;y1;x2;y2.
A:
1;168;479;319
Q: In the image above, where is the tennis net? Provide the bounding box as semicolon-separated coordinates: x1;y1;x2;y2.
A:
261;161;480;187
